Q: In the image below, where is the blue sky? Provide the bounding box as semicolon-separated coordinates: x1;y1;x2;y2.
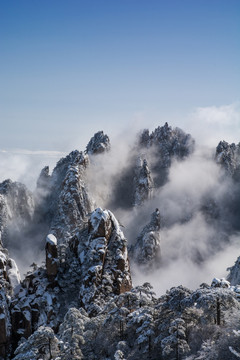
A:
0;0;239;151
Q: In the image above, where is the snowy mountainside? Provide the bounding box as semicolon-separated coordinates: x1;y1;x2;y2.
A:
0;125;240;359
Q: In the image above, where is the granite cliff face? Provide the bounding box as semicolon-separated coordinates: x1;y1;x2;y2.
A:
1;127;240;359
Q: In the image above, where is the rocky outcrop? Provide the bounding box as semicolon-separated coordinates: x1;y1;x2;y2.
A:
86;131;110;155
130;209;161;271
0;247;21;358
49;152;94;242
36;166;50;194
139;122;194;156
45;234;58;281
108;123;195;211
10;266;59;350
139;122;195;186
227;256;240;286
34;151;94;243
0;248;21;292
133;157;153;207
79;207;132;315
216;140;240;179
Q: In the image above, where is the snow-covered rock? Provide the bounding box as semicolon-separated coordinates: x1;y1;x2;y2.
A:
38;150;94;243
79;207;132;315
45;234;58;281
86;131;110;155
215;140;240;178
211;277;230;288
139;122;195;187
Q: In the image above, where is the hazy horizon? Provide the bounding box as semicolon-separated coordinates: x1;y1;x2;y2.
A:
1;0;239;152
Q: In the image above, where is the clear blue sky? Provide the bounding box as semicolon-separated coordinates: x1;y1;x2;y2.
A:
0;0;239;151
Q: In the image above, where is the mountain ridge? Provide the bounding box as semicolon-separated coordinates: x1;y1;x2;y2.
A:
0;124;240;359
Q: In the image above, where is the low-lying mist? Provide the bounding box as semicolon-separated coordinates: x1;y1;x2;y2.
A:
86;133;240;296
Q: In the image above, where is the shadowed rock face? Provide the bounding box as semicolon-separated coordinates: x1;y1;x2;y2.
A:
133;157;153;207
0;180;34;247
227;257;240;286
130;209;161;271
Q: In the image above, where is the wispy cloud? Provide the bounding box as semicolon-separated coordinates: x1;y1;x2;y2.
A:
186;102;240;147
0;148;66;190
0;148;66;157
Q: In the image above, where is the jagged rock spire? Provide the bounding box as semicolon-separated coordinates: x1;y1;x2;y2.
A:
215;140;240;177
79;207;132;315
133;157;153;207
130;209;161;271
86;131;110;155
227;256;240;286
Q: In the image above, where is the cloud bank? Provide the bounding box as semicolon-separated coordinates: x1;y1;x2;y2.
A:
186;102;240;147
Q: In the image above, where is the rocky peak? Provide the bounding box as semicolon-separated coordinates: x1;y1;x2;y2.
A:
86;131;110;155
139;123;195;187
49;152;94;242
215;140;240;177
79;207;132;315
130;209;161;271
36;166;50;191
0;180;34;222
133;157;153;207
140;122;194;156
227;256;240;286
33;150;94;243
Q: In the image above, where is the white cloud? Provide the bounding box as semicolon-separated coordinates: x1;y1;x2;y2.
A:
0;149;66;190
186;102;240;147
